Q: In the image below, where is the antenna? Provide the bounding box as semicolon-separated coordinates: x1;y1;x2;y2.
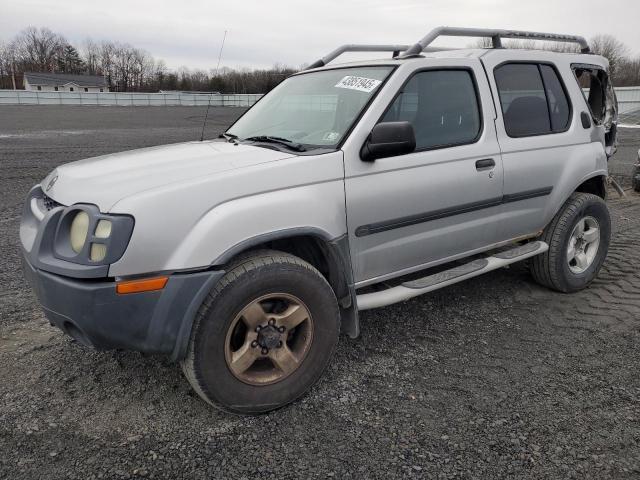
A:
201;29;228;142
215;30;227;76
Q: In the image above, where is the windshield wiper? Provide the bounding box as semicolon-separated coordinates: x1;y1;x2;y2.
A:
220;132;238;143
243;135;306;152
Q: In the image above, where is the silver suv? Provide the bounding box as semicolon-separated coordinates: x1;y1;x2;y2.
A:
21;27;619;413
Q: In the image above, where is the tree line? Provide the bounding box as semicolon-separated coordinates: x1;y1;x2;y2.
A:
474;35;640;86
1;26;639;93
0;27;297;93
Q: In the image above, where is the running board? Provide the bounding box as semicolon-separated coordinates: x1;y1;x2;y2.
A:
356;241;549;310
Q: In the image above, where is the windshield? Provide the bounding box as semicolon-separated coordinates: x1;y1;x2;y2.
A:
226;66;394;150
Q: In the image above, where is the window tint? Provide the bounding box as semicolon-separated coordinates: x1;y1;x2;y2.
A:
495;63;571;137
382;70;481;150
540;65;570;131
227;66;394;148
495;64;550;136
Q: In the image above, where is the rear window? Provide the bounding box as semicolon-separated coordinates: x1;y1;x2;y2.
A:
494;63;571;137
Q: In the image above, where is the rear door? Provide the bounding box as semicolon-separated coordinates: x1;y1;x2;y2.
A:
343;59;505;286
481;51;595;241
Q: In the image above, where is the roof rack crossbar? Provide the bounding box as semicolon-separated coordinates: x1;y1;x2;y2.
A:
306;44;410;70
306;27;590;71
400;26;591;56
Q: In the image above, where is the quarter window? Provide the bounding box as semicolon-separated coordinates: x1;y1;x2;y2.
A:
494;63;571;137
572;65;612;126
382;70;481;150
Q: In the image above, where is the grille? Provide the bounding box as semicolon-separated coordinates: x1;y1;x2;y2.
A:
42;194;62;211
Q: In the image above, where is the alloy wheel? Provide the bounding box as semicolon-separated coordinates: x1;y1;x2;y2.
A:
224;293;314;385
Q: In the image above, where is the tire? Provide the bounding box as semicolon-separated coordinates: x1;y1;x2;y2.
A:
531;192;611;293
181;250;340;414
632;164;640;192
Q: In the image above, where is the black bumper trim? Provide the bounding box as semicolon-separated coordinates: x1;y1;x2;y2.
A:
22;252;224;361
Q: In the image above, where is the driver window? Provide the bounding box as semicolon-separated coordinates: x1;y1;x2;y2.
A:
382;69;481;150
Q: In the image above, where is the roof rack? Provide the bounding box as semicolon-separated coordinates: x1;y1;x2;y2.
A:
306;26;590;69
400;26;591;57
306;45;411;70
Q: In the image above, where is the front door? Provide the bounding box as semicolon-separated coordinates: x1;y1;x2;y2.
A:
344;61;505;286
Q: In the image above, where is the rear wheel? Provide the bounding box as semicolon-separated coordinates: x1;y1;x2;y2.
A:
181;250;340;414
531;192;611;293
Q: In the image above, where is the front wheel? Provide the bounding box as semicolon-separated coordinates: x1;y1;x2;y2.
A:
181;250;340;414
531;192;611;293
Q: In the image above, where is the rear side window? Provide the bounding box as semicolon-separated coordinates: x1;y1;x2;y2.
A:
540;65;571;131
381;69;481;150
494;63;571;137
573;65;613;126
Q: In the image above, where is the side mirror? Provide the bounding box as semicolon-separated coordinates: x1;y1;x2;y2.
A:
360;121;416;162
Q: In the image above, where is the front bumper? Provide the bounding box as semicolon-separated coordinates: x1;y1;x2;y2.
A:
22;252;224;361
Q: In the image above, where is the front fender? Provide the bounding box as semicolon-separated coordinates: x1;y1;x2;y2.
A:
108;151;346;277
166;182;347;270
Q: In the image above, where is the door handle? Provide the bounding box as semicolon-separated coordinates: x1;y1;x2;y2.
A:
475;158;495;170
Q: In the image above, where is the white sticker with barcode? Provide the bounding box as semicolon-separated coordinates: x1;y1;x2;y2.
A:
334;76;382;93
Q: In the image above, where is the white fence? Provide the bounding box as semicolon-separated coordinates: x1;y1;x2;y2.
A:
0;90;263;107
0;87;638;122
616;87;640;114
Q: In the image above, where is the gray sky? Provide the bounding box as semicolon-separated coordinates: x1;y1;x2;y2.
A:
1;0;639;71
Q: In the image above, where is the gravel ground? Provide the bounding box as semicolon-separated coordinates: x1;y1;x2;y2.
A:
1;106;639;479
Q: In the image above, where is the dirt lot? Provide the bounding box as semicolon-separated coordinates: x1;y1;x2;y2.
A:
1;106;639;479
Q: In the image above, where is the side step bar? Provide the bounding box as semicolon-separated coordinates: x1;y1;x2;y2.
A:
356;241;548;310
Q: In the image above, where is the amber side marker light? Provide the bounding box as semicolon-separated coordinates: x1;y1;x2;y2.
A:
116;276;168;295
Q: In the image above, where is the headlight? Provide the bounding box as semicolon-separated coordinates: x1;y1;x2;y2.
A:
95;219;112;238
90;220;112;261
53;205;134;266
70;211;90;253
90;243;108;262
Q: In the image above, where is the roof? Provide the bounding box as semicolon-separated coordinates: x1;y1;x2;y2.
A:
303;48;606;72
24;72;107;87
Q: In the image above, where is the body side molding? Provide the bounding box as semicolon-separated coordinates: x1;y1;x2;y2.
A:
355;186;553;237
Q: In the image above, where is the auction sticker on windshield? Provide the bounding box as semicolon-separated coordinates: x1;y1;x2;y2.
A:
335;76;382;93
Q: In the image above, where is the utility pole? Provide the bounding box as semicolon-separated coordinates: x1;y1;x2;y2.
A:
10;59;16;90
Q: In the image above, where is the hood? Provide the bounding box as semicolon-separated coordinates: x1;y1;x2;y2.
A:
42;141;295;211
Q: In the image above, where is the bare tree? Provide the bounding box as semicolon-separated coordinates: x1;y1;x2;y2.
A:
590;34;629;77
11;26;66;72
616;56;640;87
0;41;16;88
82;39;101;75
99;41;116;88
